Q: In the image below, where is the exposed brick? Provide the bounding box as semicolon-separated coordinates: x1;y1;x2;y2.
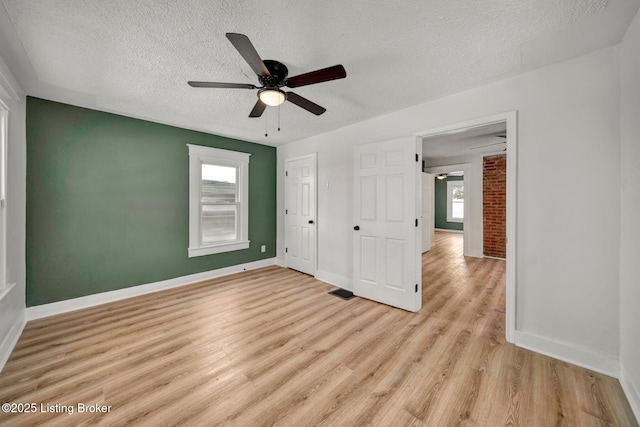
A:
483;154;507;258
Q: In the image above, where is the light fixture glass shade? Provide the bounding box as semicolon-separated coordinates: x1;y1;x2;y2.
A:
437;174;447;180
259;89;286;106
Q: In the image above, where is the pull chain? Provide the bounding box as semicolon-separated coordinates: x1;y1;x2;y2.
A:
278;103;281;132
264;107;268;137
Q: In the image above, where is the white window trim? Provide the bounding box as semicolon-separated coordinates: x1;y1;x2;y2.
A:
446;180;464;223
187;144;251;257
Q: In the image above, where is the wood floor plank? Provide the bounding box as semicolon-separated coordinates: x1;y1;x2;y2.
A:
0;232;636;426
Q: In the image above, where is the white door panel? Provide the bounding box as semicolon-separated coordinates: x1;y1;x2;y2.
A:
285;155;316;275
353;137;420;312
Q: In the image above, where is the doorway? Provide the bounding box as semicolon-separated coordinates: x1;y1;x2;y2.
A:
416;111;517;342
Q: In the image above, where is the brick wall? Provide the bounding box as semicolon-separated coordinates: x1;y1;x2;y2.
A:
483;154;507;258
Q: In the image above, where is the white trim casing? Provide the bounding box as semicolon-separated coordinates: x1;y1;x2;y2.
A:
26;258;276;320
0;106;7;205
416;110;518;343
0;106;7;290
187;144;251;257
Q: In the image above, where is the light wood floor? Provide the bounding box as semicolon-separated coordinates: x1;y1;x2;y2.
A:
0;232;636;426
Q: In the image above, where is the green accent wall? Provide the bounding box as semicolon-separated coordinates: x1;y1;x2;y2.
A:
26;97;276;306
434;175;464;231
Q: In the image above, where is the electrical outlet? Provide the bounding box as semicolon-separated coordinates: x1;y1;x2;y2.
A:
261;245;266;253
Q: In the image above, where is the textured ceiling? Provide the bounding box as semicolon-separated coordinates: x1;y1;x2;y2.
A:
423;122;507;161
0;0;637;146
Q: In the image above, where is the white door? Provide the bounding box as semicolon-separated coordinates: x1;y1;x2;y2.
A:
422;172;434;252
285;154;316;275
353;137;421;312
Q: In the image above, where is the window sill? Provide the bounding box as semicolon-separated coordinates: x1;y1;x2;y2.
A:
446;217;463;223
188;240;250;258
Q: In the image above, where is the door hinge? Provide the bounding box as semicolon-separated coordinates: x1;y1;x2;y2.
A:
415;218;418;227
286;171;288;176
415;284;418;293
285;209;288;214
285;248;288;253
415;153;419;162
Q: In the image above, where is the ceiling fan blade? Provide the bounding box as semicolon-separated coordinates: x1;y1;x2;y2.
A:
286;92;326;115
188;81;257;89
249;99;267;118
225;33;271;78
286;64;346;88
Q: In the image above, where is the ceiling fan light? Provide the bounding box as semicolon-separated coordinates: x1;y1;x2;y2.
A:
259;89;286;106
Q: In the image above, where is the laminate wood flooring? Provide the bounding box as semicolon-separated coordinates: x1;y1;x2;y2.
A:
0;232;636;426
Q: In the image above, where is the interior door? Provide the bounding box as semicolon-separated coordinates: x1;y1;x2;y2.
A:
353;137;421;312
422;172;434;252
285;154;316;275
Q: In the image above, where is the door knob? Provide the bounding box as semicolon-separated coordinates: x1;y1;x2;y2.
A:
354;225;360;230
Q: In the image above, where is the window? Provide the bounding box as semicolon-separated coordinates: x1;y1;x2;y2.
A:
446;180;464;223
187;144;251;257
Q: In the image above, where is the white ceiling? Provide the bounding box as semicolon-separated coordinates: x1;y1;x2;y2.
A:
423;122;507;160
0;0;638;146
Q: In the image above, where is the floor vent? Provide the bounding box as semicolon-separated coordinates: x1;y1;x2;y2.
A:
328;288;355;300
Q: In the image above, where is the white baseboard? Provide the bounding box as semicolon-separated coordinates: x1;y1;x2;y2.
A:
275;257;285;267
620;368;640;424
0;310;26;374
514;330;619;377
315;269;352;291
26;258;277;321
435;228;463;233
465;249;484;258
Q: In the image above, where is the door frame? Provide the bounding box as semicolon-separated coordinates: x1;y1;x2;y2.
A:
284;153;318;275
421;172;435;253
414;111;517;343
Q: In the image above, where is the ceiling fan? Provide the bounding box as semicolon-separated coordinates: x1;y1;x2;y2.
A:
188;33;347;117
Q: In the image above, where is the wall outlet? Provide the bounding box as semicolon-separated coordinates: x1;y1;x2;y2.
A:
261;245;266;253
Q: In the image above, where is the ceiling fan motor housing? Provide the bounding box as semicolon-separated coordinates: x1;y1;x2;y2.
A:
260;60;289;87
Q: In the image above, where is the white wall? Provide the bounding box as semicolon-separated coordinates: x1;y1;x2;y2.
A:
0;52;26;372
278;46;622;373
619;8;640;420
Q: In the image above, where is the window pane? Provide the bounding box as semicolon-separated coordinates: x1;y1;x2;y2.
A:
452;185;463;200
202;204;237;243
201;164;236;203
452;200;464;219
